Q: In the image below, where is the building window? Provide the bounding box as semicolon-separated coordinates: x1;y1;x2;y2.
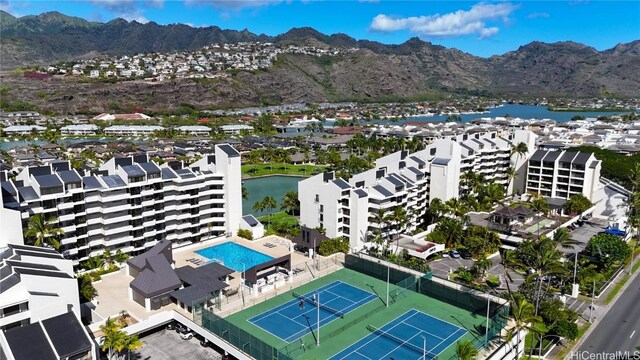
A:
315;194;319;203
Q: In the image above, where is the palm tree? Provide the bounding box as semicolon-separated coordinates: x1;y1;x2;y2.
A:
515;237;564;315
426;198;446;224
252;199;265;215
78;274;98;301
456;340;478;360
123;334;143;360
280;191;300;215
25;213;63;250
242;186;248;200
389;206;409;253
553;227;578;249
82;255;105;270
100;318;126;360
506;298;542;360
262;196;277;228
511;142;529;164
527;192;549;240
372;208;388;254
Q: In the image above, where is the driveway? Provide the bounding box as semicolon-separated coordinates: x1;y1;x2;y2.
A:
428;254;525;291
133;329;223;360
562;218;608;254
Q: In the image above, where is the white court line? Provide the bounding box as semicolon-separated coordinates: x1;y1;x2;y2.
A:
332;310;420;360
402;320;446;341
630;330;636;339
429;328;466;355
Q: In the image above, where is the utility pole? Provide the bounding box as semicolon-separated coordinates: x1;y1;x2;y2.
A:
589;279;595;322
386;261;390;307
316;292;320;346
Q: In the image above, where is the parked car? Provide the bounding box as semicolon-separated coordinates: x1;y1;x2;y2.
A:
458;249;472;259
180;331;194;340
449;250;461;259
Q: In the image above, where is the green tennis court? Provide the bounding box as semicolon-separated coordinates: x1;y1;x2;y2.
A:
525;219;555;233
223;268;496;360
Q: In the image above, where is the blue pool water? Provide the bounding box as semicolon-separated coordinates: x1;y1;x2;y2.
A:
195;242;274;272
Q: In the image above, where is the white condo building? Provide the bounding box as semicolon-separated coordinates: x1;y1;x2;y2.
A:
526;149;602;201
299;130;538;251
0;144;242;268
0;244;79;331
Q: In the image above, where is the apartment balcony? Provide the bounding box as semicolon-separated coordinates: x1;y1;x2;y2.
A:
200;188;225;196
140;188;154;197
103;214;131;225
100;192;129;202
102;203;130;214
104;225;133;236
105;236;133;248
57;201;74;210
59;213;76;222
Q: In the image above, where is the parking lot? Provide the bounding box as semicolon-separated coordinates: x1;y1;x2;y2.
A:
562;218;609;253
134;329;223;360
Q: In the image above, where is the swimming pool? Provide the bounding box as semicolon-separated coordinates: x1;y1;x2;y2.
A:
195;242;274;272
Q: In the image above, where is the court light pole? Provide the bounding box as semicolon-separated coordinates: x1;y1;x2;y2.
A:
421;335;426;360
316;292;320;346
589;279;595;322
485;292;491;346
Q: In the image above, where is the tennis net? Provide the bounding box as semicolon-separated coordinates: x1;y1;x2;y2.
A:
292;292;345;318
366;324;430;357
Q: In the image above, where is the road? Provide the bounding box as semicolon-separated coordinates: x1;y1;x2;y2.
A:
578;272;640;357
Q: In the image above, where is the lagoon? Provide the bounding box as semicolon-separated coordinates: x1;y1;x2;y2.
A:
242;175;303;216
394;104;627;124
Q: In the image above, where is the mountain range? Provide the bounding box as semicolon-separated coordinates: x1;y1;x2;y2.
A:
1;11;639;112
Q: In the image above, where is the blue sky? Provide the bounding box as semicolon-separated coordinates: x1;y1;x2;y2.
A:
2;1;639;57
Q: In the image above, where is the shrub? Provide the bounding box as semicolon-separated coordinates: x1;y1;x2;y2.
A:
550;318;579;340
586;233;631;266
237;229;253;240
318;237;349;256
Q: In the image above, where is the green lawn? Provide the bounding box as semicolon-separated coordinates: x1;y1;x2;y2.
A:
258;211;298;227
242;163;327;177
224;268;488;360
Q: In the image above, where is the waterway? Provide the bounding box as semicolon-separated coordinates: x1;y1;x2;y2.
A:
242;175;303;216
393;103;626;124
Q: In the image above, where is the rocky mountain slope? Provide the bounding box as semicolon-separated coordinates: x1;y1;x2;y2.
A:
1;11;638;113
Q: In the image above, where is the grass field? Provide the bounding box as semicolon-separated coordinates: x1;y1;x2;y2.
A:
258;211;298;227
242;163;326;177
225;268;488;360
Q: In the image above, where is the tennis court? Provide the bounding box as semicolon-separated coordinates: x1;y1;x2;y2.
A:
330;309;466;360
524;219;555;233
248;280;377;343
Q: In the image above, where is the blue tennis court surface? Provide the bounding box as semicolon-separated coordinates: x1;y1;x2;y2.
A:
248;281;377;343
330;309;467;360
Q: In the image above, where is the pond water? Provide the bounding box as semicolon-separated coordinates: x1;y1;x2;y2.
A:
393;104;627;124
242;175;303;216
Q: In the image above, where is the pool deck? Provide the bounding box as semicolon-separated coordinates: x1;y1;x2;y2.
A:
92;235;313;323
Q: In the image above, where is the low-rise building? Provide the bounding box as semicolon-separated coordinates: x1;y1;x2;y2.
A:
60;124;99;135
104;125;164;136
177;125;211;136
2;125;46;136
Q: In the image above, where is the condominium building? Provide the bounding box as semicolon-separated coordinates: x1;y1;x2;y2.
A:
103;125;164;136
0;244;79;331
0;144;242;268
526;149;601;201
299;130;537;251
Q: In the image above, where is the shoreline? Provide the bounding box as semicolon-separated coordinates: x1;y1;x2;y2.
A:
241;173;310;180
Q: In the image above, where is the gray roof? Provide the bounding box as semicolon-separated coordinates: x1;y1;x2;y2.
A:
41;312;92;359
543;150;562;162
218;144;240;157
83;176;104;190
333;178;351;190
385;174;405;189
130;254;182;298
139;162;161;175
102;175;126;188
4;321;57;360
354;188;367;198
175;168;196;178
128;240;173;271
559;151;578;163
57;170;81;184
432;158;451;166
33;174;62;188
573;152;591;165
121;164;146;177
170;285;218;305
530;149;547;162
409;156;425;166
407;167;423;176
17;186;38;201
373;185;393;197
242;215;259;227
161;168;177;179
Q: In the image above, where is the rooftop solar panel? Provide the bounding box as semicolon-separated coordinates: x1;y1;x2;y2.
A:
121;164;146;177
373;185;394;197
139;162;161;175
57;170;81;184
82;176;104;190
161;168;177;179
34;174;62;188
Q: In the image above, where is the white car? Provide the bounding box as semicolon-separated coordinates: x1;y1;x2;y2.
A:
180;331;194;340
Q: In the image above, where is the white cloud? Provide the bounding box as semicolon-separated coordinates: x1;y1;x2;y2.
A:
184;0;281;10
91;0;136;13
369;2;518;39
90;0;154;23
145;0;164;8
